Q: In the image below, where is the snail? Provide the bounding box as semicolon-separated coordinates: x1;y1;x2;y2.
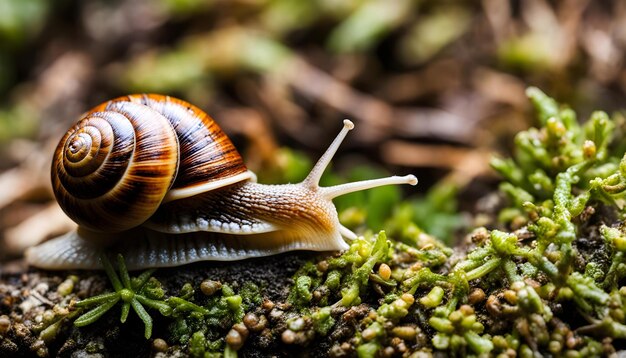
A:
25;94;417;270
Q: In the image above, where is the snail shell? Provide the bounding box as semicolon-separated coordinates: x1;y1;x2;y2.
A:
27;95;418;270
51;94;252;232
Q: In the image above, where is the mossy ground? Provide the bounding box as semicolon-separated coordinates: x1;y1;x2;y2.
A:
4;88;626;357
0;253;315;357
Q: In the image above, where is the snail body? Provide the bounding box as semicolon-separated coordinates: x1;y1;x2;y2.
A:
26;94;417;270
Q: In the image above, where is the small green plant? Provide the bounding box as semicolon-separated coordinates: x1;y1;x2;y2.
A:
74;254;172;339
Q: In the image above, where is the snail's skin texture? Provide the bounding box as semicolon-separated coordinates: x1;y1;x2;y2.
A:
26;95;418;270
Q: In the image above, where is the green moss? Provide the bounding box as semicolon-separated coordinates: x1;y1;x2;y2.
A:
419;286;444;308
292;276;313;307
311;307;334;335
239;282;262;309
189;331;207;358
355;341;379;358
340;232;392;307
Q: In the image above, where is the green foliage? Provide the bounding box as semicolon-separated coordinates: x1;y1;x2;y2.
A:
491;88;615;229
430;305;492;355
0;0;49;46
419;286;444;308
327;0;411;54
339;232;392;306
73;254;172;339
70;255;264;356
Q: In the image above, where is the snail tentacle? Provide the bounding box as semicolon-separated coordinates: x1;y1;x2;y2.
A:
303;119;354;189
320;175;418;200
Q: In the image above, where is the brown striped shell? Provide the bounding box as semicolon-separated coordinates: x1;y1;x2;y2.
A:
51;94;251;233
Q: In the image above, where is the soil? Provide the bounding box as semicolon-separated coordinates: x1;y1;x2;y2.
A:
0;252;323;357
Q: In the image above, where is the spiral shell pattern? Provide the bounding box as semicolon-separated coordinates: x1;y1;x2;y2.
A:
52;94;249;233
52;101;180;232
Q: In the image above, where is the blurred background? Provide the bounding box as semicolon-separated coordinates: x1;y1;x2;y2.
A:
0;0;625;262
